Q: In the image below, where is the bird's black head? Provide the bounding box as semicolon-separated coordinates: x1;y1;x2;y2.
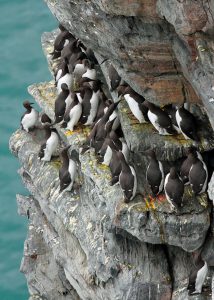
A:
23;100;33;110
83;59;94;69
169;167;178;179
187;151;198;163
41;113;51;124
186;146;198;155
91;79;103;92
117;85;127;97
143;100;154;110
61;83;69;91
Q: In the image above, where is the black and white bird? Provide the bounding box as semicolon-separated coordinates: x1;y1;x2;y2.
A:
80;80;102;125
55;58;67;82
51;24;75;59
56;62;72;94
188;152;208;195
72;55;87;79
188;253;208;295
94;94;111;122
117;151;137;202
143;101;176;135
68;51;87;75
109;144;122;186
98;136;113;166
108;64;122;92
180;147;203;185
54;83;70;124
55;60;73;108
21;101;39;132
91;102;120;153
80;102;119;154
164;167;184;210
62;94;82;131
175;104;199;141
59;146;77;193
38;125;59;162
145;150;164;196
77;41;98;65
98;129;128;166
118;85;149;123
112;134;129;162
61;39;80;62
97;122;116;164
40;113;52;126
108;105;120;131
163;104;181;133
82;59;96;80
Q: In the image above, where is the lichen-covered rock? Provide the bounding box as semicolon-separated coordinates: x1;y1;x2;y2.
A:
24;74;211;252
10;1;214;298
10;131;172;300
18;196;79;300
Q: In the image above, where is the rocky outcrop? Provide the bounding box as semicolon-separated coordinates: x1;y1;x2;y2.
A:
9;1;214;299
45;0;214;128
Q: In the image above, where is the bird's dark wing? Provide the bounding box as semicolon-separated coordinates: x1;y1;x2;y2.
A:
59;171;71;191
146;162;162;189
189;162;207;193
156;109;173;129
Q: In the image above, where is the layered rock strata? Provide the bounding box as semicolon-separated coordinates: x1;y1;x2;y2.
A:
9;1;214;299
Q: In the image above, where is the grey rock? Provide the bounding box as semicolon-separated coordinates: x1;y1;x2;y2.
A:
9;1;214;298
10;130;172;299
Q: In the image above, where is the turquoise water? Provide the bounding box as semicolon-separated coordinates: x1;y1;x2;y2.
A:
0;1;56;299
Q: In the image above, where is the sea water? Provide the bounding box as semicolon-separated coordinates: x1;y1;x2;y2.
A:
0;1;56;299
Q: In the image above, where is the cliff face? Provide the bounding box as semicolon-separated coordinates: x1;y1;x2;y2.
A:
9;1;214;300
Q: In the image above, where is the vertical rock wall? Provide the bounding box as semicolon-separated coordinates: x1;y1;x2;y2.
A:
9;1;214;300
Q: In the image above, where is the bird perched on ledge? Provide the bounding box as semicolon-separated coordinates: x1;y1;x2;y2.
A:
21;101;39;132
51;24;75;59
143;101;176;135
62;94;82;131
188;252;208;295
145;150;164;196
59;146;77;193
180;147;203;185
175;104;199;141
188;151;208;195
117;151;137;203
54;83;70;124
164;167;184;211
40;113;52;126
118;85;149;123
38;125;59;162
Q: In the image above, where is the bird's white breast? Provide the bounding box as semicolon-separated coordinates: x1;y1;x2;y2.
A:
130;166;137;200
22;109;39;132
194;261;208;294
85;91;100;125
103;146;112;166
82;69;96;80
42;132;59;161
67;103;82;131
124;94;144;123
57;74;72;94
